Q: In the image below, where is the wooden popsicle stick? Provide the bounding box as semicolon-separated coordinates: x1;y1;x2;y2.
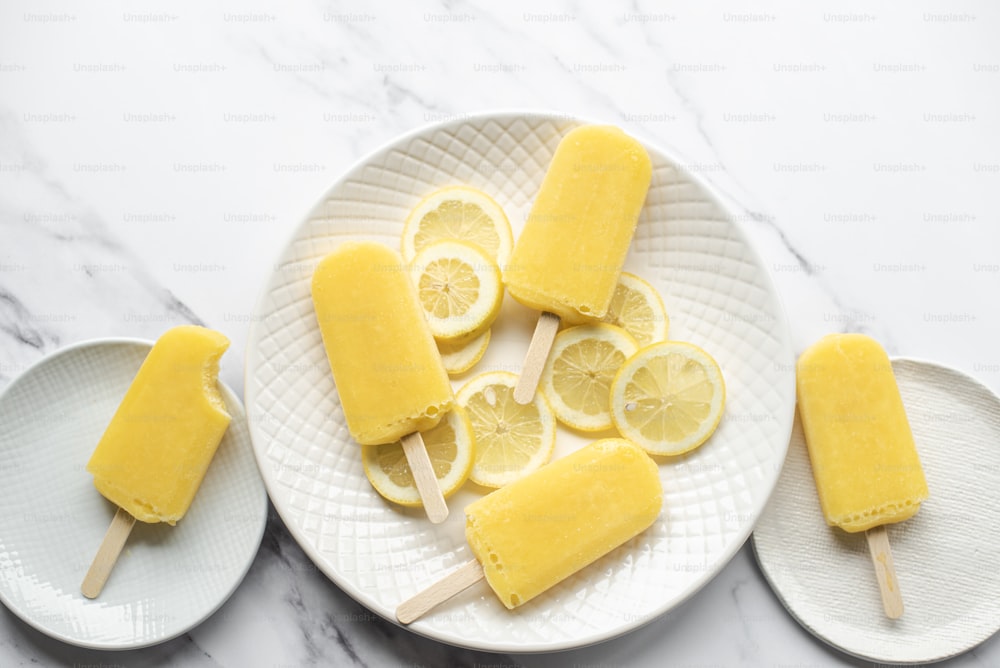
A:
513;311;561;405
400;431;449;524
396;560;485;624
865;525;904;619
81;506;136;599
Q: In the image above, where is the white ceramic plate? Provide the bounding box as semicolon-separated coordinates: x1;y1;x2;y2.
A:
244;111;795;652
752;359;1000;664
0;339;268;649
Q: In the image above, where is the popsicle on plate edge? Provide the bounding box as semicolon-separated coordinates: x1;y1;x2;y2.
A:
311;241;454;523
81;325;232;598
796;333;930;618
396;438;662;623
503;124;652;404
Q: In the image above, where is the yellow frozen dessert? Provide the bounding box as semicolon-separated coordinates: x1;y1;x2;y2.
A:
796;333;929;533
465;438;661;609
86;325;231;525
311;241;454;445
503;125;652;324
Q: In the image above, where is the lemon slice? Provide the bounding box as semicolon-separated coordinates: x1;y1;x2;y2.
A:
610;341;726;456
411;240;503;344
361;407;475;507
602;272;669;347
402;186;513;266
456;371;556;488
438;328;491;375
540;324;638;431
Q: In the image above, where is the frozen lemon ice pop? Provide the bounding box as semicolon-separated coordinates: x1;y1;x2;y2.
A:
312;241;452;445
311;241;454;522
505;125;652;323
796;332;928;617
82;325;231;598
466;438;661;608
397;438;662;622
504;125;652;403
797;333;928;532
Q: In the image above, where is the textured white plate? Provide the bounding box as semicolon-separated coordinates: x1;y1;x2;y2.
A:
244;111;795;652
0;339;268;649
753;359;1000;664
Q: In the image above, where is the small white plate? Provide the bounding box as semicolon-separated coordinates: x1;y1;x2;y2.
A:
245;111;796;652
753;359;1000;664
0;339;268;649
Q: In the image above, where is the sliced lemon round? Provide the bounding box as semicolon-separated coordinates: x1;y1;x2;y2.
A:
602;272;669;348
361;407;475;507
438;328;491;375
456;370;556;488
540;324;638;431
411;240;503;344
401;186;513;267
610;341;726;456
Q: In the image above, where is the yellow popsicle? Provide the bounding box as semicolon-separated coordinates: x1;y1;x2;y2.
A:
503;125;652;324
796;333;929;533
465;438;662;609
311;241;454;445
86;325;231;525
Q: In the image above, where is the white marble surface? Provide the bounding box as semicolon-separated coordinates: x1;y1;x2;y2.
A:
1;1;998;666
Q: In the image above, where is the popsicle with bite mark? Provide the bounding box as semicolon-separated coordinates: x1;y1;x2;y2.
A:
82;325;232;598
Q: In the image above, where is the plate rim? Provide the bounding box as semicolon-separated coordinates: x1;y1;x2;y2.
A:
751;356;1000;665
0;336;268;650
244;109;796;652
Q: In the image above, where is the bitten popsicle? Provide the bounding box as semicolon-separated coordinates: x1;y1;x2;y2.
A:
81;325;231;598
504;125;652;403
396;438;662;622
311;241;454;523
796;333;929;618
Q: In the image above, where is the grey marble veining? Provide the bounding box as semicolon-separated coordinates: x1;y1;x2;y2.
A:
2;1;999;666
